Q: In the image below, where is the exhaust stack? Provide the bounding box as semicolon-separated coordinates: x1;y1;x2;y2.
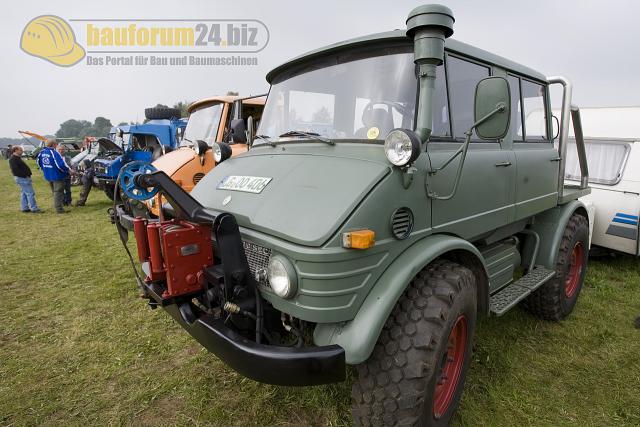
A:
406;4;454;142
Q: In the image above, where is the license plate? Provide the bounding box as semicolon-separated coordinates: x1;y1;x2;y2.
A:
217;176;272;194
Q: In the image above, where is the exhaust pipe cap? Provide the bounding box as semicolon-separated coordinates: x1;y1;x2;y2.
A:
406;4;454;38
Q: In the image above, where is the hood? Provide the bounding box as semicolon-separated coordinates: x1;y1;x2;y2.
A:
191;151;390;247
152;147;197;177
97;137;122;153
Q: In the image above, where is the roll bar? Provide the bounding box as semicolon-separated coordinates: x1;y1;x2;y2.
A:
547;76;589;200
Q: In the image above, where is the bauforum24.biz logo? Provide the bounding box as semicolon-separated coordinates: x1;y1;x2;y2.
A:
20;15;269;67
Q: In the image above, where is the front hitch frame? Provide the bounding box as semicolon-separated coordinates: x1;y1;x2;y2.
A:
133;171;255;301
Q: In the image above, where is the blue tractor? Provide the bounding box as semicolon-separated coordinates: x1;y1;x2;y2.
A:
93;107;187;200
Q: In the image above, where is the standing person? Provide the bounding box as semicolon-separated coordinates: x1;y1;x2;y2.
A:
36;139;69;214
76;159;94;207
8;146;42;213
56;145;73;206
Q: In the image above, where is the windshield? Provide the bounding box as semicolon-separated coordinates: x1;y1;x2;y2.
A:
182;103;224;146
257;48;417;144
565;139;630;185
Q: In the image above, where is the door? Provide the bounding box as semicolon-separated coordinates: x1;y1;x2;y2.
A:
429;142;515;240
508;76;559;219
428;55;515;239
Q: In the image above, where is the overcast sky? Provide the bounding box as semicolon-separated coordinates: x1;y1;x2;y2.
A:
1;0;638;138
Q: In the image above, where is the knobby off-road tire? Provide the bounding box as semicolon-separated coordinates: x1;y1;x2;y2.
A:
352;260;477;427
524;214;589;320
144;107;181;120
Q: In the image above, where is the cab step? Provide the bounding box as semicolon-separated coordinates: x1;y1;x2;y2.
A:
489;266;556;316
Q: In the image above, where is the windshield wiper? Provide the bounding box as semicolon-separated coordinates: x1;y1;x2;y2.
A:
278;130;334;145
255;134;277;147
182;137;193;144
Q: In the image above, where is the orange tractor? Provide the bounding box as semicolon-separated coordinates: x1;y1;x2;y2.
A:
119;94;265;218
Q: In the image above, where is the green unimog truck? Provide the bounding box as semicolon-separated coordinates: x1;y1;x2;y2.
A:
114;4;590;425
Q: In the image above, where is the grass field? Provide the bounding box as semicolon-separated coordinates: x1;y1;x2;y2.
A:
1;159;639;426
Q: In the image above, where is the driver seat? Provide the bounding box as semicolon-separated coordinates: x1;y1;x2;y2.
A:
355;107;394;139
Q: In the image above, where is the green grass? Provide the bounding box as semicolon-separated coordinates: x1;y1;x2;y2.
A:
1;160;639;426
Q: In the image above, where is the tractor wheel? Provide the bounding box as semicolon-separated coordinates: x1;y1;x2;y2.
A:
524;214;589;320
352;260;477;427
144;107;181;120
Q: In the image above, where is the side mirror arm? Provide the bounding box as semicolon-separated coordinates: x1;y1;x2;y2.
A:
426;102;505;200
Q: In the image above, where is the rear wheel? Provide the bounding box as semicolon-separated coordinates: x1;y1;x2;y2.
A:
524;214;589;320
352;260;477;426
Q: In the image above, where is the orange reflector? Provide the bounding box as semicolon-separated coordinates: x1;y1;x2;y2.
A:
342;230;375;249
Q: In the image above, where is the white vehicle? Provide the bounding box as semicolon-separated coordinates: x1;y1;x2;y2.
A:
562;107;640;255
19;144;36;157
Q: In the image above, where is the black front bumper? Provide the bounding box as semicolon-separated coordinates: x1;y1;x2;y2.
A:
115;205;136;230
143;280;346;386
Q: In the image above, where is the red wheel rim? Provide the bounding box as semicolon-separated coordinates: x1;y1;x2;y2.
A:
565;241;584;298
433;315;467;419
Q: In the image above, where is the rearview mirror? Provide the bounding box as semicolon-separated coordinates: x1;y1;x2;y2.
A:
552;115;560;140
246;116;255;148
230;119;247;143
116;128;124;138
474;77;510;140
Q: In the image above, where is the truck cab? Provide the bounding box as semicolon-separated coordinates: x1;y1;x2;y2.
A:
142;95;265;216
93;110;187;200
114;5;591;425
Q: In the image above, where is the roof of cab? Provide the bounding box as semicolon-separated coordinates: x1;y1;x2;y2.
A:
188;95;266;113
266;30;546;83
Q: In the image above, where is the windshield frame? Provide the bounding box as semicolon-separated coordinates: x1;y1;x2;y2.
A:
182;102;225;147
256;42;419;146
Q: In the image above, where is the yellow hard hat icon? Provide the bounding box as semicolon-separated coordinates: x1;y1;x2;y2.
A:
20;15;85;67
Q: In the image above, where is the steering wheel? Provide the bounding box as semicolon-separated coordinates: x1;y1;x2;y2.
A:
362;100;408;120
119;161;159;201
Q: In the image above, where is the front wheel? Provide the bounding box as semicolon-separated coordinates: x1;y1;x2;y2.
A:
524;214;589;320
103;185;121;202
352;260;477;426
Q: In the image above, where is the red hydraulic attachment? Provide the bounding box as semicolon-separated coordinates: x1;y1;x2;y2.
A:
132;217;214;298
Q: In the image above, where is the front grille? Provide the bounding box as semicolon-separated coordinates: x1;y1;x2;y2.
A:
193;173;205;185
242;240;271;284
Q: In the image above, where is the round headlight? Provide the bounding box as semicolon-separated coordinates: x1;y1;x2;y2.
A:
267;256;297;299
194;139;208;156
384;129;421;166
213;142;232;163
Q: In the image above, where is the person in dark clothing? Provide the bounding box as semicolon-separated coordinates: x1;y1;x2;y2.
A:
9;146;42;213
76;159;94;206
57;145;73;206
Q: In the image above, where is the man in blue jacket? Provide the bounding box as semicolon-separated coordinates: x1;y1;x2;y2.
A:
36;139;70;214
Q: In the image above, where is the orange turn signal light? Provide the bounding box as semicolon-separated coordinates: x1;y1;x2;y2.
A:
342;229;375;249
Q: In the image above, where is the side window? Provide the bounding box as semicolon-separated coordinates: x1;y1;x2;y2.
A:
507;75;524;141
432;64;451;137
521;80;548;140
446;55;490;139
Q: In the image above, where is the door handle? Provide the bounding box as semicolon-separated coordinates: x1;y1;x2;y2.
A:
549;157;562;162
494;161;512;167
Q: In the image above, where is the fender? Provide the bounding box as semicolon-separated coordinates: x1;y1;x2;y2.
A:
528;200;589;269
313;234;488;365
